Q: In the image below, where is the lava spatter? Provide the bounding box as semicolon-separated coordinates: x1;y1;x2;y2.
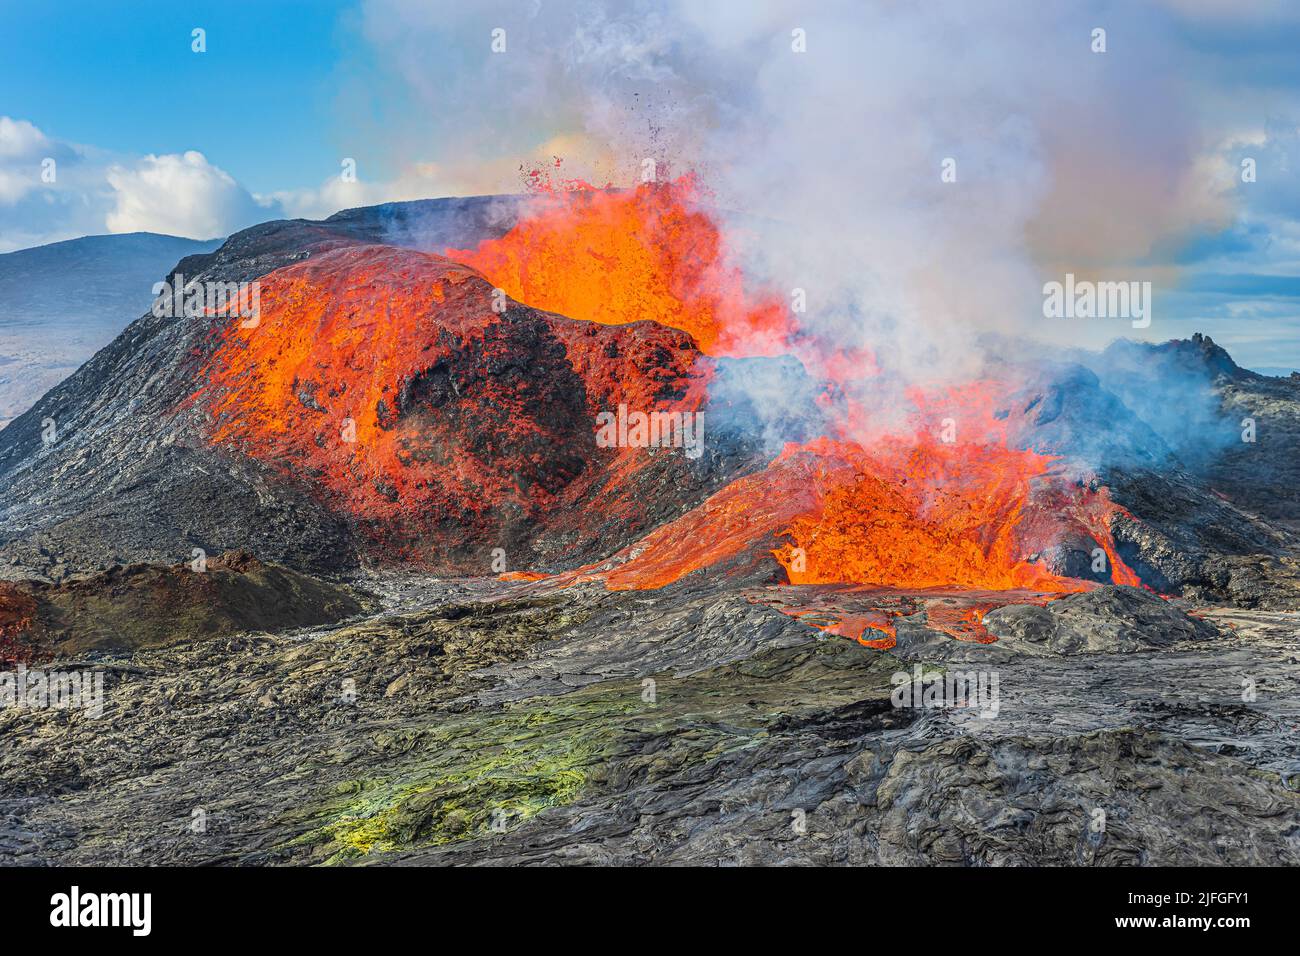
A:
445;174;795;357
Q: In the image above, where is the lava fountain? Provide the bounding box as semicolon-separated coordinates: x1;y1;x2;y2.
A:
445;174;795;358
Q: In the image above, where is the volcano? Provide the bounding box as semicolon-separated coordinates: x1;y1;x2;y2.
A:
2;179;1275;596
1;183;1298;867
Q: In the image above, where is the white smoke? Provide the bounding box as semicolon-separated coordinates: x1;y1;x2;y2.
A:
356;0;1245;434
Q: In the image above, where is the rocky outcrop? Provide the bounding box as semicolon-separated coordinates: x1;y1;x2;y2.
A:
982;585;1219;655
872;729;1299;865
0;550;370;662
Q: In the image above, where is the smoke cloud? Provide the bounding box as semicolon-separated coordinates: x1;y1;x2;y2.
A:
355;0;1252;455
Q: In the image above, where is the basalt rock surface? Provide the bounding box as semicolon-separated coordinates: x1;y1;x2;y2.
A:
982;585;1219;655
1;575;1296;867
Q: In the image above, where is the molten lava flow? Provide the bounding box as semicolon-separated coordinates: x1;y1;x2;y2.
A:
592;444;858;590
771;436;1077;592
787;607;903;649
923;603;1001;643
445;174;794;357
745;587;1036;650
764;382;1143;593
552;385;1142;598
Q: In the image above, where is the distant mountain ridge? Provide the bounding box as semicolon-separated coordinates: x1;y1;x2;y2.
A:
0;232;223;427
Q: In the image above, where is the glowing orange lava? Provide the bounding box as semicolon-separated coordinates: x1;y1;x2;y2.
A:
446;174;794;357
196;244;711;563
763;382;1142;593
771;435;1076;592
536;420;1139;598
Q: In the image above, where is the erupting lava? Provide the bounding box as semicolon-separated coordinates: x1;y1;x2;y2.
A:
571;431;1139;598
566;375;1142;596
446;174;794;357
767;383;1142;593
771;437;1074;592
196;165;1143;603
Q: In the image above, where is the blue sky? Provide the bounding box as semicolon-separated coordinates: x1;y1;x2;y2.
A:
0;0;357;193
0;0;1298;371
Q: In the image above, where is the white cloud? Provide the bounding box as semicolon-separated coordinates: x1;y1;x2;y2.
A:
265;162;443;220
0;116;50;160
105;151;275;239
0;121;283;250
0;113;459;252
0;116;55;204
0;170;32;205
